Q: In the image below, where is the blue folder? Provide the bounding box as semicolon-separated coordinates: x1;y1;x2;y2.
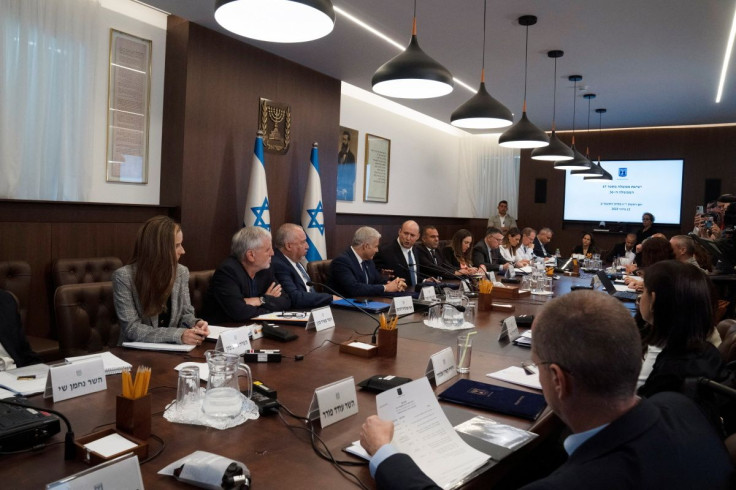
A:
332;298;391;314
438;379;547;421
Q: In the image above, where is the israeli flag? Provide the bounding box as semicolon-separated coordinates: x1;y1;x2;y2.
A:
244;131;270;230
301;142;326;261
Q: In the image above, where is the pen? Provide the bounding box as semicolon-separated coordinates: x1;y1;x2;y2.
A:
521;362;538;375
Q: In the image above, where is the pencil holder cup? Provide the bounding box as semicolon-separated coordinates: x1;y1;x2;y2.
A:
477;293;493;312
116;394;151;440
376;328;398;358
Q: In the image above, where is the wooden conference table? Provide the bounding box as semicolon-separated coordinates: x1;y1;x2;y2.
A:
5;277;588;489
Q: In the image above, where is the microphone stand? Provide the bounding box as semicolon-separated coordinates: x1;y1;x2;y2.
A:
306;280;382;341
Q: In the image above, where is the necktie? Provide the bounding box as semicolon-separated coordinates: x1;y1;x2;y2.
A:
297;262;314;292
408;250;417;286
361;261;369;283
430;248;438;265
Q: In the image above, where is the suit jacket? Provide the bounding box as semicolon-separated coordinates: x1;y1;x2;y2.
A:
415;244;456;279
201;255;290;324
374;239;419;286
533;236;551;257
113;264;198;344
471;240;508;272
606;242;636;263
374;393;734;490
327;247;387;297
0;290;41;367
487;213;517;231
271;249;332;309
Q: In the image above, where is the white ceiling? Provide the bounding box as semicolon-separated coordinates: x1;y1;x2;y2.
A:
140;0;736;131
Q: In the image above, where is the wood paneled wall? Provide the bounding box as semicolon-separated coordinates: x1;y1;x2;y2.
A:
0;201;170;337
518;125;736;255
161;18;341;270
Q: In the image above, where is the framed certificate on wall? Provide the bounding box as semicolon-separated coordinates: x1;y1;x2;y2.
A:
363;133;390;203
106;30;152;184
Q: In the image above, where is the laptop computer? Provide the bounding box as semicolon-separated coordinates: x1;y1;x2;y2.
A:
595;270;639;301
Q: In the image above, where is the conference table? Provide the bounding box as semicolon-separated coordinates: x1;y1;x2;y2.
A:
5;276;589;489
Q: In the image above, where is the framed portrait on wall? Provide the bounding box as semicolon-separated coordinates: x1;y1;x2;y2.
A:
363;133;390;203
337;126;358;201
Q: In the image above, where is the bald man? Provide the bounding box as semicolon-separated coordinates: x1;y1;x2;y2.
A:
374;220;426;289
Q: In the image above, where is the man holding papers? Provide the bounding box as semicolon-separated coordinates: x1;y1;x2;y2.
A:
271;223;334;309
202;227;290;323
360;291;733;489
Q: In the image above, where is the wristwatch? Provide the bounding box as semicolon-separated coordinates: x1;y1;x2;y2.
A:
259;296;266;306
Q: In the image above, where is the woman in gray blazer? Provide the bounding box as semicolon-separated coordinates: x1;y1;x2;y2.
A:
113;216;209;345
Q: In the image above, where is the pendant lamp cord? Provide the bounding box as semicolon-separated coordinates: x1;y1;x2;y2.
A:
481;0;487;81
571;78;578;145
598;110;603;161
586;95;592;156
523;22;529;110
551;56;558;130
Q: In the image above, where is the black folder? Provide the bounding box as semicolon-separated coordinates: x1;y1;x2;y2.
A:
438;379;547;421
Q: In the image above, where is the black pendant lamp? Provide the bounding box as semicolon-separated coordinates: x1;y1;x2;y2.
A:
554;75;593;170
571;93;604;177
214;0;335;43
531;50;574;161
450;0;512;129
585;108;613;181
499;15;549;148
372;0;454;99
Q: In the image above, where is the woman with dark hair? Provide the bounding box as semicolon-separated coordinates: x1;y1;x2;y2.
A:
636;212;657;244
113;216;209;345
442;229;481;275
572;231;598;257
499;227;521;262
625;236;674;291
637;260;723;424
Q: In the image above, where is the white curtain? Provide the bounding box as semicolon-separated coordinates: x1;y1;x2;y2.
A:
0;0;99;201
457;134;520;220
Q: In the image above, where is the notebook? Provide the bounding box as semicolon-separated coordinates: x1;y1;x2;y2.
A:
122;342;196;352
438;379;547;421
66;352;132;375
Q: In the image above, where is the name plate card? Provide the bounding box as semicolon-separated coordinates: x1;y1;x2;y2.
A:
425;347;456;386
307;376;358;427
44;358;107;402
307;306;335;332
498;316;520;342
216;326;252;355
420;286;437;301
391;295;414;316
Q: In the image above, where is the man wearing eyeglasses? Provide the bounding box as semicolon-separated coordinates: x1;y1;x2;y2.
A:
359;291;733;489
271;223;335;309
471;227;511;272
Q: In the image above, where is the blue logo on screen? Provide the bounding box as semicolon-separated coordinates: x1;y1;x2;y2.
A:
618;168;627;177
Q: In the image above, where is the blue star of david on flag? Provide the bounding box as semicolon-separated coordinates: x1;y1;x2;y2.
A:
306;201;325;235
251;197;270;231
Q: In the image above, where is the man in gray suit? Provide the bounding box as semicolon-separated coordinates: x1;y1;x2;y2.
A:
487;200;517;234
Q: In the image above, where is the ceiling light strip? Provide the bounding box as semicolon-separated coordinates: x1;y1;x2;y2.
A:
716;5;736;103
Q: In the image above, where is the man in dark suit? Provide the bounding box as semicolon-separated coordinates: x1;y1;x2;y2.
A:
471;227;511;272
414;225;458;279
359;291;734;489
0;290;41;368
533;227;554;257
271;223;334;309
202;226;290;323
328;226;406;297
606;232;637;263
374;220;424;289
